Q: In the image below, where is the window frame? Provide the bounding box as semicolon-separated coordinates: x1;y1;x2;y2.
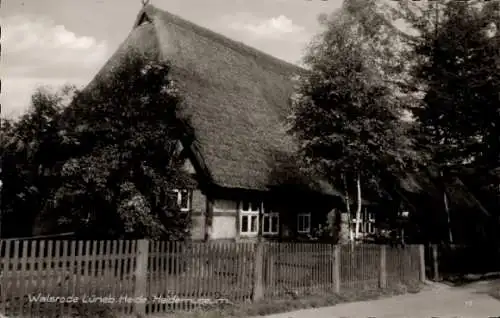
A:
173;189;191;212
351;211;376;235
297;212;311;234
367;212;375;234
262;211;280;235
239;200;260;236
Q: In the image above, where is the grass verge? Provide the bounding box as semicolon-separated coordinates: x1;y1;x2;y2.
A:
150;283;422;318
2;283;422;317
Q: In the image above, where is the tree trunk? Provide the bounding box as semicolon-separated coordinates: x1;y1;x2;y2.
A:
444;190;453;244
440;171;453;244
354;173;362;241
342;173;353;242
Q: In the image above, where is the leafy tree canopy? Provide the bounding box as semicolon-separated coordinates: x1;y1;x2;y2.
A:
410;1;500;171
1;51;193;240
290;1;421;240
291;0;419;190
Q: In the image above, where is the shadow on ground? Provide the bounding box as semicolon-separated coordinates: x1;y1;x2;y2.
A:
246;280;500;318
445;275;500;301
441;272;500;287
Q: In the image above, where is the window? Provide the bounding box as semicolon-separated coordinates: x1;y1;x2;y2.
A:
367;212;375;234
173;189;191;212
262;212;279;235
297;213;311;234
240;200;260;235
351;210;375;235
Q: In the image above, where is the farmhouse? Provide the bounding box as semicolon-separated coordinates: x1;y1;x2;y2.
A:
81;4;379;241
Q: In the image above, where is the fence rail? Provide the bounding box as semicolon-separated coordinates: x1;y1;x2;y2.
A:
0;239;425;317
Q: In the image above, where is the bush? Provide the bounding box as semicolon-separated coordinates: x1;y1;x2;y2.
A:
70;302;118;318
1;51;193;240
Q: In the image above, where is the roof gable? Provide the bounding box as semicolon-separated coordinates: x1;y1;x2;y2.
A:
137;5;305;77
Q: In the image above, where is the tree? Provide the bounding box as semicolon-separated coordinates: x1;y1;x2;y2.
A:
411;1;500;170
290;7;419;242
51;51;194;239
0;86;74;237
404;1;500;243
1;51;193;240
320;0;424;111
329;0;500;243
295;0;500;244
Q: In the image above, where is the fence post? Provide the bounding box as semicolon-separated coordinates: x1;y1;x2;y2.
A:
379;245;387;289
333;245;340;293
134;239;149;316
432;244;439;281
252;242;264;302
418;245;426;282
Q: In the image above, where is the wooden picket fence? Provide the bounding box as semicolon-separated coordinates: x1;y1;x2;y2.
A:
0;239;425;317
260;243;423;298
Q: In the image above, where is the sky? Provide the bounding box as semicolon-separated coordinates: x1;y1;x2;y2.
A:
1;0;343;118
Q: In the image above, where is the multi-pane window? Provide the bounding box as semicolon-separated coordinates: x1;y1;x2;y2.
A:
366;212;375;234
351;210;376;235
262;212;279;235
173;189;191;212
240;201;260;235
297;213;311;233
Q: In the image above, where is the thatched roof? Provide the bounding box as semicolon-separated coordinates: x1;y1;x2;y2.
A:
395;167;490;216
87;5;340;197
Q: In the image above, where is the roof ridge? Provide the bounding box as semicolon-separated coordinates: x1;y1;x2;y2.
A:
141;4;305;75
87;7;337;194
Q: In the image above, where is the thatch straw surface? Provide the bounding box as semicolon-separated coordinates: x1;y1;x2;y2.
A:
87;5;340;196
396;168;490;216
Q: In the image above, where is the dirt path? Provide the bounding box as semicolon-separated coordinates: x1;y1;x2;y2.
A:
251;282;500;318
